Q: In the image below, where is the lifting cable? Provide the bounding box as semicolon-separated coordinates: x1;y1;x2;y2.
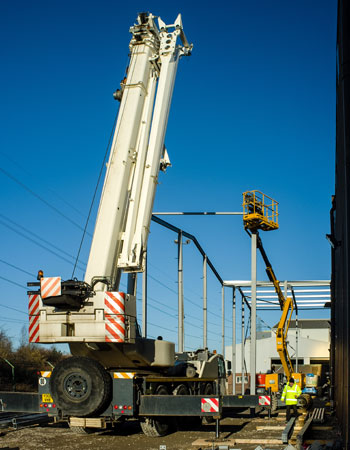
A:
71;111;119;278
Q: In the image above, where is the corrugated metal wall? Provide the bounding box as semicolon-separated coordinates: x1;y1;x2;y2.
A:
332;1;350;448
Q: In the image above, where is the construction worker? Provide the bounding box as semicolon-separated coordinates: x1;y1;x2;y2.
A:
281;377;301;422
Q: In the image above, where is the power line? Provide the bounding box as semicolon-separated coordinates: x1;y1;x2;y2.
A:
0;302;28;315
72;111;119;277
0;220;86;273
147;272;231;324
0;167;92;236
0;151;86;218
0;213;87;269
0;316;27;324
0;258;35;278
147;321;177;334
0;275;27;290
148;260;205;301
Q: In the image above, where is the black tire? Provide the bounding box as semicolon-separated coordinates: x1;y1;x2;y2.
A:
140;385;171;437
50;356;112;417
271;393;278;412
202;382;215;425
173;384;190;430
140;418;170;437
173;383;189;396
186;365;197;378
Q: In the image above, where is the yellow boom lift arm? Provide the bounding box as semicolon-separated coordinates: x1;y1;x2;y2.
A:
255;233;294;380
243;191;294;381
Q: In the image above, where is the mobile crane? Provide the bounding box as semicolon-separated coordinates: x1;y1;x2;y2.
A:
26;12;233;436
243;191;303;402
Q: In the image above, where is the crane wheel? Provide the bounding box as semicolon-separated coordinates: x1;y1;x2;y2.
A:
202;382;215;424
173;384;189;395
50;356;112;417
271;393;278;412
140;384;171;437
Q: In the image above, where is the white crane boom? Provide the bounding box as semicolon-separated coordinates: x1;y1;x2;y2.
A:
27;12;191;361
85;13;191;289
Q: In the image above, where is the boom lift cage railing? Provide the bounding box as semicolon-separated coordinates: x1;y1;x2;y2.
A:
243;190;279;231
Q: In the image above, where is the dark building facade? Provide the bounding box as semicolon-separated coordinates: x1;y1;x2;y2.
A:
331;0;350;447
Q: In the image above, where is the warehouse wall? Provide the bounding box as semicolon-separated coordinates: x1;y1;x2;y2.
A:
332;1;350;447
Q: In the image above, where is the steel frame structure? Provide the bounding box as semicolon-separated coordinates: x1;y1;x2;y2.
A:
150;214;330;397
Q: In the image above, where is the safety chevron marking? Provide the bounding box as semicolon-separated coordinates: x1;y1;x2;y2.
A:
201;397;219;413
28;294;41;343
113;372;135;379
104;292;125;343
40;277;61;298
259;395;271;406
40;371;52;378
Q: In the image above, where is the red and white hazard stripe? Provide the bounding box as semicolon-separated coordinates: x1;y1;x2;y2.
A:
113;372;135;379
28;294;41;343
201;397;219;413
40;277;61;299
104;292;125;343
259;395;271;406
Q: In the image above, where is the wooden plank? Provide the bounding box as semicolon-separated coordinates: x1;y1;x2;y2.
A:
256;425;285;430
234;439;282;444
296;416;313;449
192;438;282;446
191;439;236;446
311;425;333;431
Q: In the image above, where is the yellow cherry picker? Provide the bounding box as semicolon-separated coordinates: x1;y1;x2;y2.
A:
243;191;303;405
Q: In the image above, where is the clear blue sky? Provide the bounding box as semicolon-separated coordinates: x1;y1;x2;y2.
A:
0;0;336;351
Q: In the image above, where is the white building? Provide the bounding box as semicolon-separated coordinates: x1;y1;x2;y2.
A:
225;319;330;374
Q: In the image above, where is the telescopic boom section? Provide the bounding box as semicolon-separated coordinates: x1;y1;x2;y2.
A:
84;13;192;290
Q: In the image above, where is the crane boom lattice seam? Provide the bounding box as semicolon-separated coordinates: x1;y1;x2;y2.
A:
243;190;279;231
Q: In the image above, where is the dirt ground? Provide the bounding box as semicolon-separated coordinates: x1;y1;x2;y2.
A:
0;410;342;450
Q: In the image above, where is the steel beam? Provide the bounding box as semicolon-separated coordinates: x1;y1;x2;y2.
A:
178;231;184;352
222;286;225;355
250;232;257;395
142;253;147;338
203;255;207;349
232;287;236;394
241;291;245;395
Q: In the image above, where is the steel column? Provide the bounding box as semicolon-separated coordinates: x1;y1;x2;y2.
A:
127;273;137;296
241;291;245;395
222;286;225;355
142;253;147;338
232;287;236;394
296;310;299;372
178;231;184;352
203;255;207;349
250;231;257;395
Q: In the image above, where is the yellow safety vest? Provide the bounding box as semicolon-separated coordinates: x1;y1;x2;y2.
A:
281;383;301;405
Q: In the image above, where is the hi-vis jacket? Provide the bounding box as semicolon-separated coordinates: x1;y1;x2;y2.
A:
281;383;302;405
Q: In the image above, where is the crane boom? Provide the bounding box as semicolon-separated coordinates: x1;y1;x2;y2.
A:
27;13;192;365
85;13;191;289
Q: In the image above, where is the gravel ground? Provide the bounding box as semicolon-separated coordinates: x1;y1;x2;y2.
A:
0;411;342;450
0;414;279;450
